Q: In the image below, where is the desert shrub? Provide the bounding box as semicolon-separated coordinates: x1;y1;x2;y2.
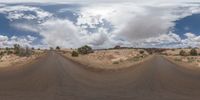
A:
78;45;93;55
179;50;187;56
0;52;4;58
7;50;13;55
5;47;10;51
113;61;119;64
190;48;198;56
71;51;79;57
5;47;13;55
139;50;144;54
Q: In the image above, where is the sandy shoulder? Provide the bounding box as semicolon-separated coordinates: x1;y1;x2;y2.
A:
164;56;200;71
0;52;46;68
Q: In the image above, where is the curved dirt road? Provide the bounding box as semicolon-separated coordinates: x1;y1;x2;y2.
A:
0;52;200;100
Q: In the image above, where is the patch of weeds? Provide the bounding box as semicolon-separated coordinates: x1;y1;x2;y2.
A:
113;61;119;64
131;56;141;62
174;58;181;62
187;58;194;63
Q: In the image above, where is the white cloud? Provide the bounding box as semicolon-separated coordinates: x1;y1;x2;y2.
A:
184;32;196;39
38;3;200;48
135;32;200;48
39;18;81;48
182;33;200;47
0;5;52;21
81;28;109;46
11;23;39;32
0;35;8;42
75;3;200;48
0;35;37;48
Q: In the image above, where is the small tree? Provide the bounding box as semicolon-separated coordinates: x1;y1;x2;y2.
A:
190;48;198;56
78;45;93;55
13;44;32;57
14;44;20;55
180;50;187;56
56;46;60;50
71;51;79;57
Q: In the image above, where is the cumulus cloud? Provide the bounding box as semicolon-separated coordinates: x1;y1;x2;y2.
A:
0;35;37;47
0;35;8;42
135;32;200;48
81;29;109;46
182;33;200;47
1;2;200;48
11;23;39;32
76;3;200;48
0;5;52;21
39;18;81;48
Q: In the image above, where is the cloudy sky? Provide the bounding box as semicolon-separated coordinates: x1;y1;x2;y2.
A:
0;0;200;48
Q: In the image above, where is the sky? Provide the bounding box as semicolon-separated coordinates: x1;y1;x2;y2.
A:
0;0;200;48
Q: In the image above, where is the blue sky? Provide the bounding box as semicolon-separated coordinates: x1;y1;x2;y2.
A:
0;2;200;48
174;14;200;38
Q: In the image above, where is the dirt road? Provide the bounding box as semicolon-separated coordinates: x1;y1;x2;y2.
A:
0;52;200;100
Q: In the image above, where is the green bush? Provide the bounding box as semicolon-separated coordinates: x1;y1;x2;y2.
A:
78;45;93;55
179;50;187;56
71;51;79;57
190;48;198;56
